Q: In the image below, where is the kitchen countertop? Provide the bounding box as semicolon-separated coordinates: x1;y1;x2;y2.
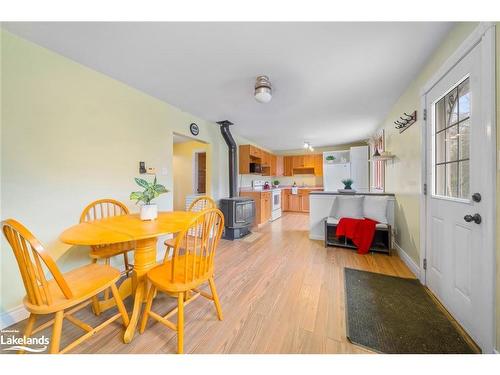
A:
310;190;395;196
240;186;323;193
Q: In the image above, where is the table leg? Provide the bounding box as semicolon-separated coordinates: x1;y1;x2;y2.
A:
123;237;158;344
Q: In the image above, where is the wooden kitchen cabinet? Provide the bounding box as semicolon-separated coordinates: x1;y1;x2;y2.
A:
284;156;293;176
249;145;262;159
270;154;277;176
313;154;323;176
275;155;284;176
300;190;310;212
282;188;314;213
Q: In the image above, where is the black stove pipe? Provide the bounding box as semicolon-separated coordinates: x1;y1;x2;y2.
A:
217;120;237;198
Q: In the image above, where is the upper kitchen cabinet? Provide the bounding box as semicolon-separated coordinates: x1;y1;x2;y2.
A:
239;144;274;175
284;156;293;176
275;155;283;176
239;144;262;174
290;154;322;176
239;144;323;177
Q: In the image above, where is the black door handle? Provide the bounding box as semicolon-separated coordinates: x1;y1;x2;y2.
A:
464;213;482;224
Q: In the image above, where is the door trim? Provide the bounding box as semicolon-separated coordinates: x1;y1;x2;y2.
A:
419;22;496;353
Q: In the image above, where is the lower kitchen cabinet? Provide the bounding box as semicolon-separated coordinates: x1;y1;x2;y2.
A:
282;189;313;213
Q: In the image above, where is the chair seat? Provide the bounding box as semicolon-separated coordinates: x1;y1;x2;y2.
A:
147;254;213;293
89;242;135;259
24;264;121;314
326;216;389;229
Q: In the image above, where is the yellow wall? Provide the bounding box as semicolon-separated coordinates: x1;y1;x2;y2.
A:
0;30;258;324
376;22;479;261
376;22;500;351
173;140;211;210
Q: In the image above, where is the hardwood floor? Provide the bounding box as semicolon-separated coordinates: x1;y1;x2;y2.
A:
7;212;415;354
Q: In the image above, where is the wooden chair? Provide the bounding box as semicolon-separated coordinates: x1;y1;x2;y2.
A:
80;199;135;314
2;219;130;354
164;195;217;254
139;208;224;354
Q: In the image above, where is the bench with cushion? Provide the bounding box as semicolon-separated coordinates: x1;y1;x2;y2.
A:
323;195;393;254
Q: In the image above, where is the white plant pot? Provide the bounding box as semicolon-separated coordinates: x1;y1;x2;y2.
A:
140;204;158;221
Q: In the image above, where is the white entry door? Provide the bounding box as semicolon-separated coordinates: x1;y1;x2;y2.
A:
424;37;495;352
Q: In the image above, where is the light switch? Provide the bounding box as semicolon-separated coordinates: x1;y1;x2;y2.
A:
161;167;168;176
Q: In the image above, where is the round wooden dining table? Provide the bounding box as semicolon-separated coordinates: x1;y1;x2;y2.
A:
59;210;198;343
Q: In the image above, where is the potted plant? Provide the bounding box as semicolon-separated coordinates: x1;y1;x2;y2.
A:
325;155;336;164
130;176;168;221
273;180;280;187
341;178;354;190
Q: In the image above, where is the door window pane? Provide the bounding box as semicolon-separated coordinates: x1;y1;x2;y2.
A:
446;162;459;198
458;160;470;199
458;78;470;121
435;97;446;132
445;88;458;126
458;119;470;160
435;164;445;196
445;125;458;162
436;131;446;163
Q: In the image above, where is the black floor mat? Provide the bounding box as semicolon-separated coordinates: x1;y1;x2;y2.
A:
344;268;477;354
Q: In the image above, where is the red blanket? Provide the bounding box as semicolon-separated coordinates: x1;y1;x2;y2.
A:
335;217;378;254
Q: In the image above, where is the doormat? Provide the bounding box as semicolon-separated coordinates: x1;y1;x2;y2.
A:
344;268;478;354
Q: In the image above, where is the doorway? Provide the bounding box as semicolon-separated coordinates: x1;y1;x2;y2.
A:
194;151;207;194
421;24;496;353
172;133;211;211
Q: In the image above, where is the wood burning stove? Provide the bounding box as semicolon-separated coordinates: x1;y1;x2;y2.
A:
217;120;256;240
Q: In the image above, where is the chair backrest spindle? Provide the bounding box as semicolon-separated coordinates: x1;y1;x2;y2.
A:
170;208;223;285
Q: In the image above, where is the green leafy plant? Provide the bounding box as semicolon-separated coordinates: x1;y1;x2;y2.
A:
130;176;168;205
273;180;280;186
325;155;336;161
341;178;354;189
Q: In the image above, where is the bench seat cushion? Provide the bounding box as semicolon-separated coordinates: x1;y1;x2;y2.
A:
326;216;389;229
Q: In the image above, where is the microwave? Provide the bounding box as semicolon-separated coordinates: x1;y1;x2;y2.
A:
249;163;262;173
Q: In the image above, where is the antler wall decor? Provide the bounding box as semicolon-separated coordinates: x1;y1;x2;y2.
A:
394;110;417;133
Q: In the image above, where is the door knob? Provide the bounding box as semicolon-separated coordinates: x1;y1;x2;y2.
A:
464;213;482;224
472;193;481;202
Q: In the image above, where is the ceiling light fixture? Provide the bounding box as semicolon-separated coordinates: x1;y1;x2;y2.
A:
303;141;314;152
254;75;272;103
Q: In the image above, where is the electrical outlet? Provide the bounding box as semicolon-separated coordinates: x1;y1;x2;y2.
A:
147;167;156;174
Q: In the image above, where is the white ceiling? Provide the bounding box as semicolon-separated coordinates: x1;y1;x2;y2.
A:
3;22;454;151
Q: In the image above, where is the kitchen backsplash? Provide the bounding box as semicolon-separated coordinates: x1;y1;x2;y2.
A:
239;174;322;188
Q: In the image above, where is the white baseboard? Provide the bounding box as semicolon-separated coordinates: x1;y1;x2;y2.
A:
393;242;420;279
1;304;29;329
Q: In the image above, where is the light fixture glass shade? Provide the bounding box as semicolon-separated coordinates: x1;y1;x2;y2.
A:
254;87;272;103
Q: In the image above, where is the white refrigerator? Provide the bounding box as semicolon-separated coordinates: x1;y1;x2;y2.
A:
322;146;369;192
323;161;351;191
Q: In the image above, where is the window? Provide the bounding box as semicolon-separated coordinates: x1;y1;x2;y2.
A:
371;130;385;191
433;77;470;199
